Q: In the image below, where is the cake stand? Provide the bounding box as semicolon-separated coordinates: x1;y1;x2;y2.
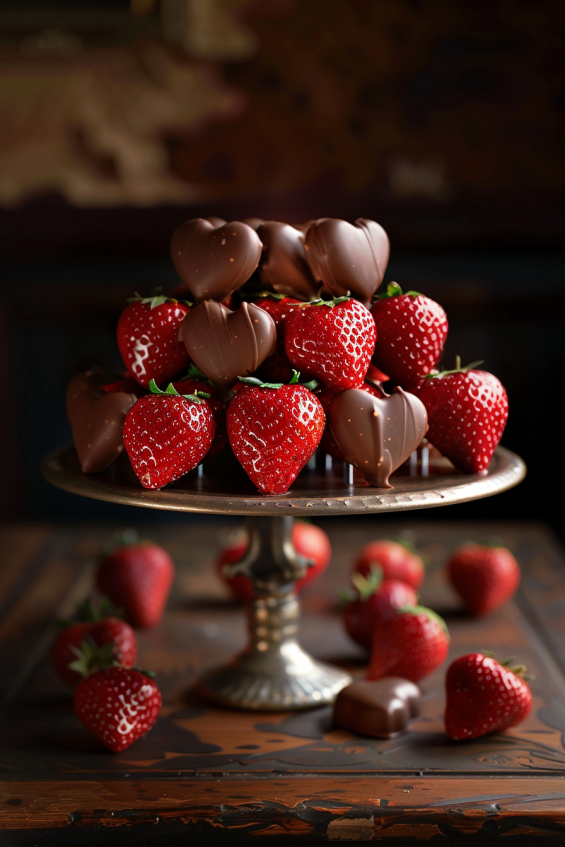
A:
42;445;526;711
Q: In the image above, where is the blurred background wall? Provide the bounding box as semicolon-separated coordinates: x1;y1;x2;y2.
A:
0;0;563;529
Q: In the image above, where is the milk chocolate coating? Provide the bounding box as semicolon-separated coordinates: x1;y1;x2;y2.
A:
329;387;428;487
334;678;422;738
181;300;276;393
305;218;390;302
171;218;262;303
66;370;137;473
257;221;321;301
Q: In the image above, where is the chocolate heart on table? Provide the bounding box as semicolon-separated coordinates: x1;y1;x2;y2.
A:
334;677;422;738
257;221;321;301
66;370;137;473
181;300;277;393
329;387;428;488
171;218;262;302
304;218;390;302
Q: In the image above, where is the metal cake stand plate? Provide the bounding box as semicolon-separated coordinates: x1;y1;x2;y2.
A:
42;445;526;711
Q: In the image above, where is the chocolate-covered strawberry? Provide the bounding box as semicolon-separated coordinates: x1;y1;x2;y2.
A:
285;297;376;390
418;357;508;474
318;381;384;461
371;282;448;391
123;380;215;489
117;290;190;389
227;371;325;494
257;222;320;301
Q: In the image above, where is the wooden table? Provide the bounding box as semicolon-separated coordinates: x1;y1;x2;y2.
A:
3;519;565;843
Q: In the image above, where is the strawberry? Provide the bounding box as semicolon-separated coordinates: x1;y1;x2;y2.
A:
117;289;190;388
418;357;509;474
123;380;215;489
371;282;448;391
342;568;418;651
251;293;302;326
74;666;162;752
217;521;331;601
354;539;425;590
101;374;145;396
448;542;520;615
318;381;384;461
284;297;376;390
172;364;227;459
96;533;175;628
227;371;325;494
445;653;533;740
367;605;449;682
51;599;137;687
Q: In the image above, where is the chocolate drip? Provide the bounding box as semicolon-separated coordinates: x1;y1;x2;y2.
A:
181;300;276;393
329;387;428;487
304;217;390;303
334;678;422;738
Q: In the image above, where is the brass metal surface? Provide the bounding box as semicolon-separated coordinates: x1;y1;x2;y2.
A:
41;444;526;517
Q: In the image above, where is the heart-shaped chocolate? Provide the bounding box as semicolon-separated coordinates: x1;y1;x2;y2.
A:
257;221;321;301
305;218;390;302
171;218;262;302
329;387;427;487
66;370;137;473
181;300;276;393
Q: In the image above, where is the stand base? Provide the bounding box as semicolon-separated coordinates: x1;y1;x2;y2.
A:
199;649;351;711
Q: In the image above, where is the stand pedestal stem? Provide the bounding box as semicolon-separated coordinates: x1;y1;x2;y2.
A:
199;516;351;710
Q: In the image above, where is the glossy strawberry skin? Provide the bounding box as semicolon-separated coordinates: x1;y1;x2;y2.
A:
368;607;449;682
217;522;332;600
227;384;325;494
318;382;384;461
51;618;138;687
97;543;175;628
253;296;301;326
171;377;226;459
371;293;447;391
418;369;508;473
344;580;418;651
448;543;520;615
123;394;215;489
354;540;425;590
117;301;190;388
284;300;376;390
74;667;162;752
445;653;532;740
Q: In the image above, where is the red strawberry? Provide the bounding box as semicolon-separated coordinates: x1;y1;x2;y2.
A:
123;381;215;489
343;568;418;651
251;294;302;325
172;366;227;459
101;375;146;396
217;521;332;601
368;605;449;682
418;357;509;473
284;297;376;390
448;543;520;615
117;290;190;388
74;667;162;752
318;381;384;461
354;539;425;590
97;536;175;628
227;372;325;494
445;653;533;740
52;615;138;687
371;282;448;391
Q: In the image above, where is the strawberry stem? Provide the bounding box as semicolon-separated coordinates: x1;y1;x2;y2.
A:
237;370;318;391
127;287;192;310
305;295;351;308
423;357;485;380
149;379;210;403
374;282;422;301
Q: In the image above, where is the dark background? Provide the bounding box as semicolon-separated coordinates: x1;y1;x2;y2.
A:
1;0;563;532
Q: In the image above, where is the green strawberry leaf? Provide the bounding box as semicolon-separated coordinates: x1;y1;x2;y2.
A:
237;370;318;391
149;379;209;403
68;636;117;678
127;287;192;309
374;282;422;301
423;355;485;380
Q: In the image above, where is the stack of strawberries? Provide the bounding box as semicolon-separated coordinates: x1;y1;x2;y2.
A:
66;217;509;495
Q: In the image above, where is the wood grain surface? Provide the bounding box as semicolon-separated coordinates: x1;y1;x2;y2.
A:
2;519;565;842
